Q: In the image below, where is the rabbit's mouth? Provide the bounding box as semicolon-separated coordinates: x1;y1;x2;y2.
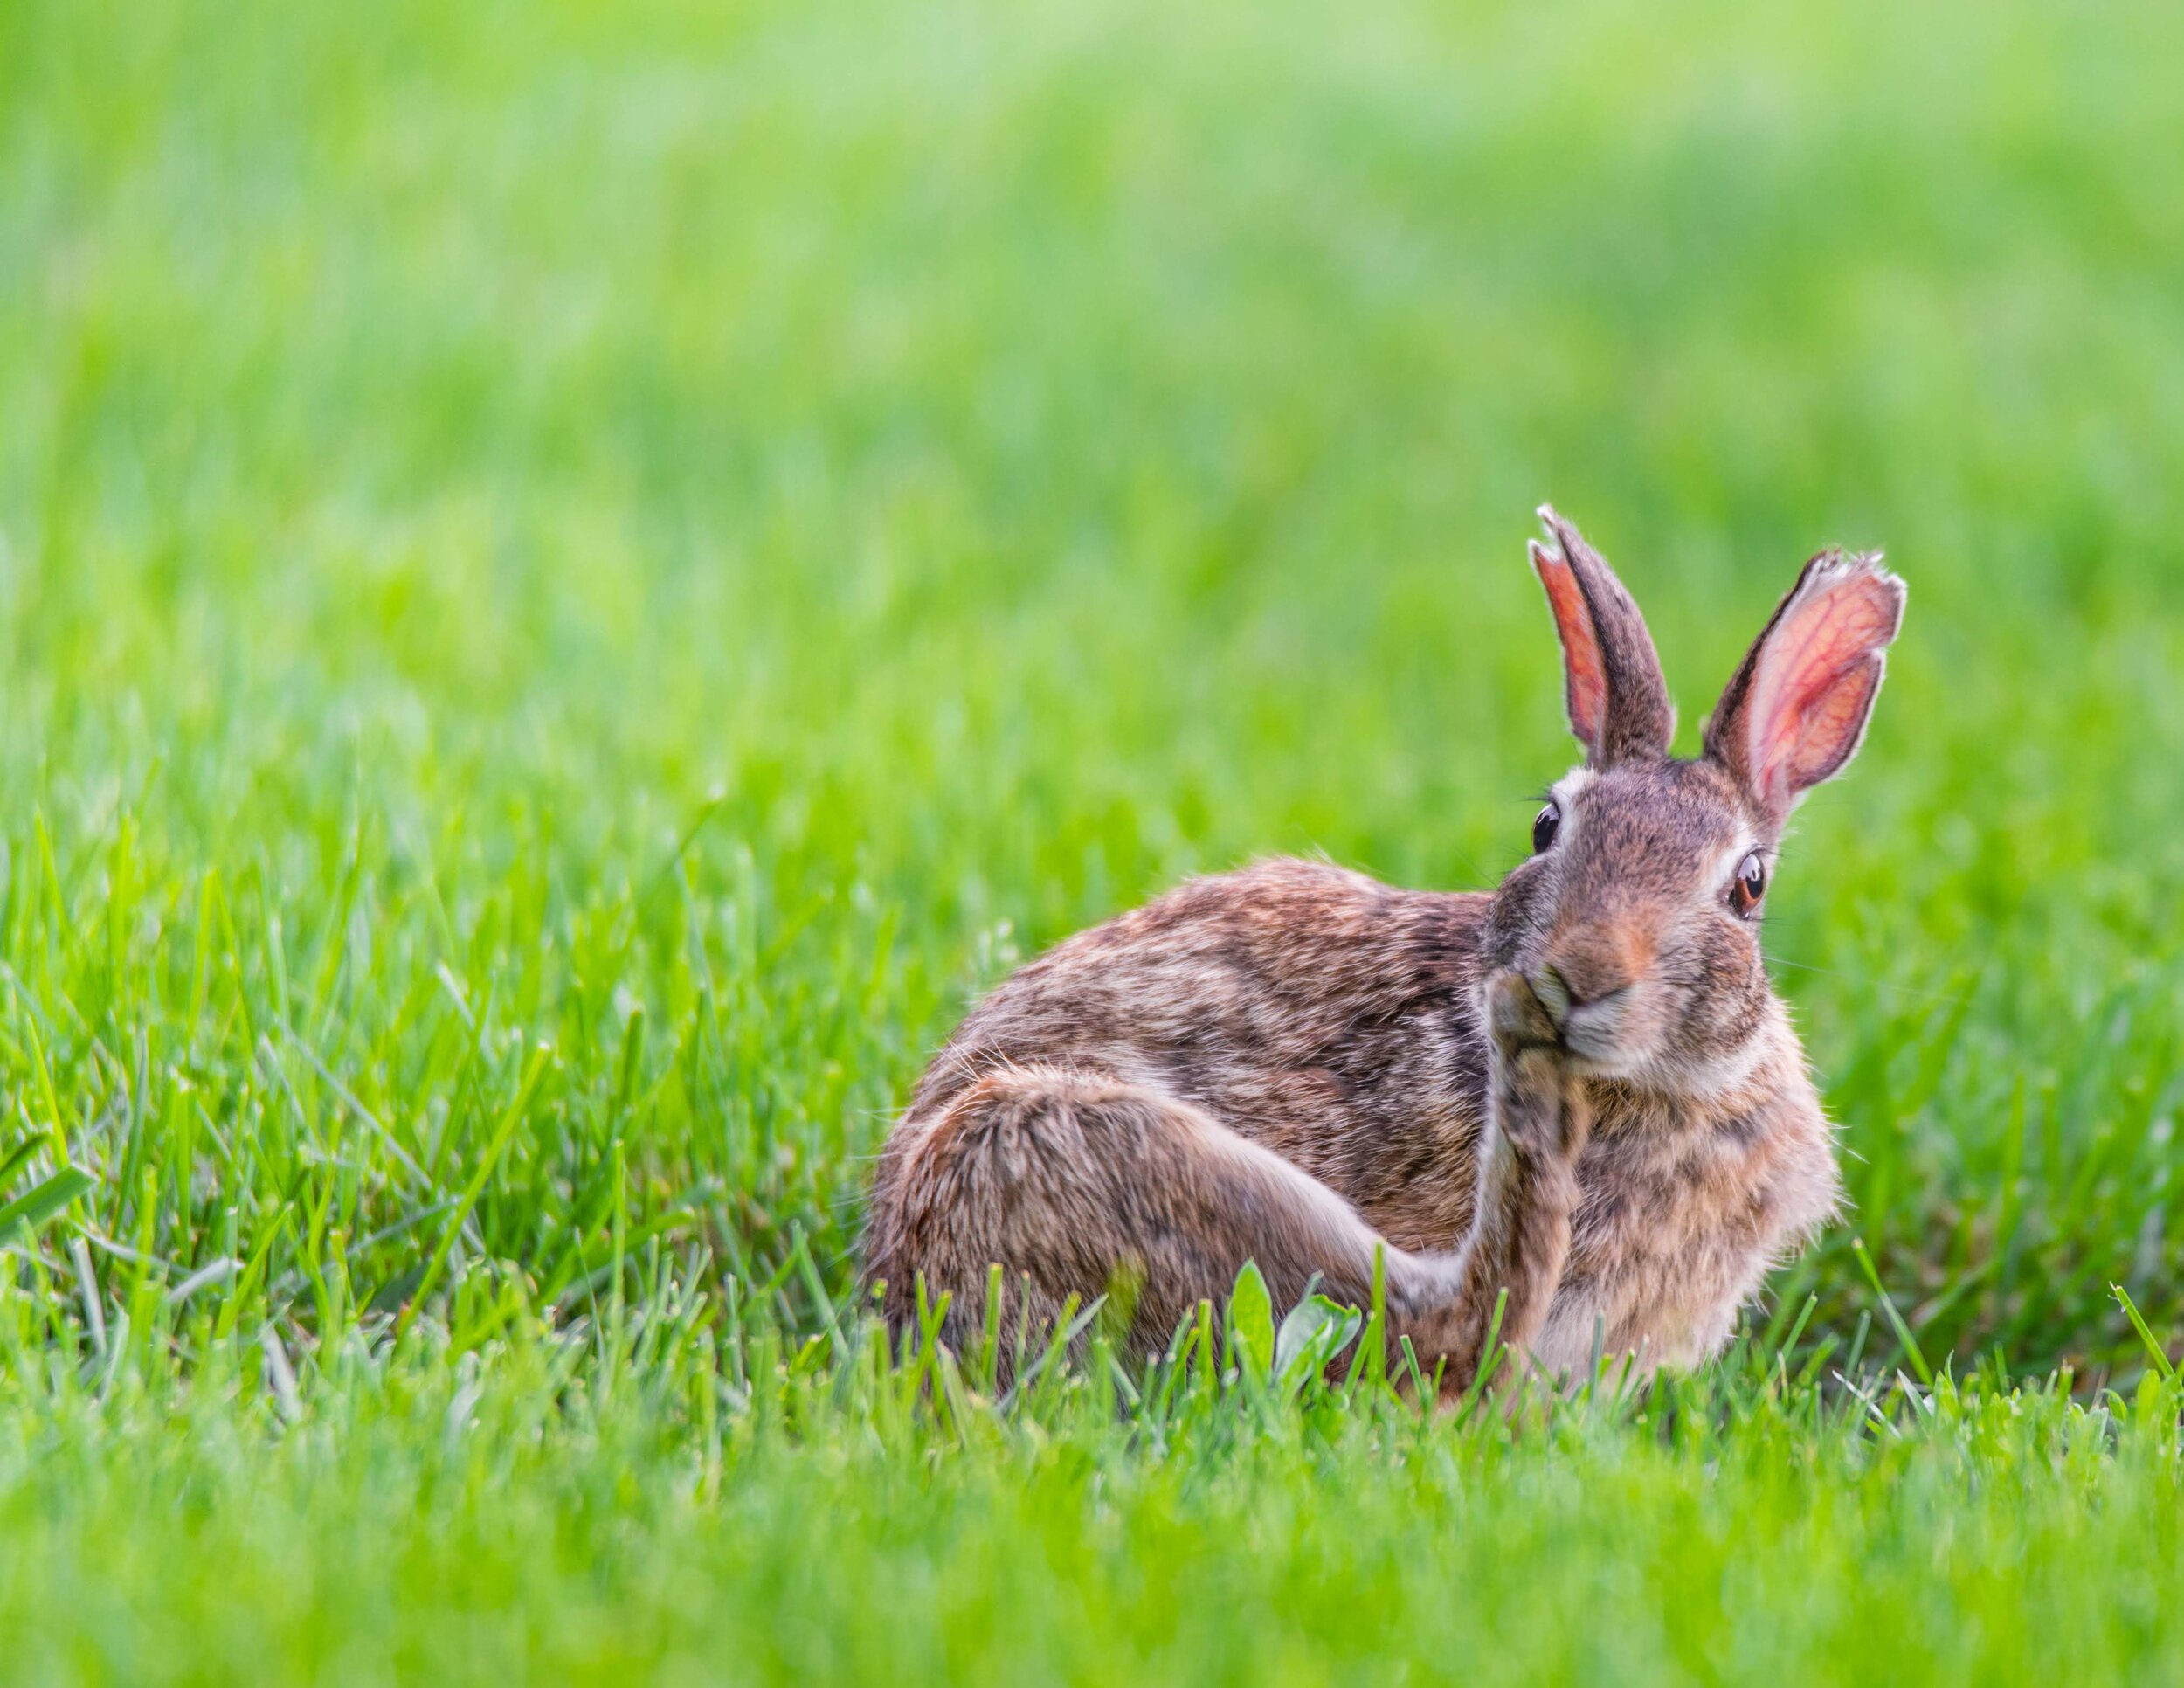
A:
1531;969;1648;1071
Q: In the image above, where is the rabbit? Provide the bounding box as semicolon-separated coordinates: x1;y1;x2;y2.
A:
864;507;1905;1393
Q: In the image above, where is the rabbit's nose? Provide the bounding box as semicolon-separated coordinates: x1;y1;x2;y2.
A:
1538;924;1652;1021
1530;964;1629;1030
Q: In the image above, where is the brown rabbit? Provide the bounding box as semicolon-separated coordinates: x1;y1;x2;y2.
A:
865;508;1905;1392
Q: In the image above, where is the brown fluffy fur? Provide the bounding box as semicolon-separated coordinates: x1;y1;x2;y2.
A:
865;508;1905;1393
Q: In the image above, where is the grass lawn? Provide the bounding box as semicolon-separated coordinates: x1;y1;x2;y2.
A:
4;0;2184;1678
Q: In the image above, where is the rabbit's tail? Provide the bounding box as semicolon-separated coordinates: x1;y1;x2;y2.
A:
864;1064;1467;1381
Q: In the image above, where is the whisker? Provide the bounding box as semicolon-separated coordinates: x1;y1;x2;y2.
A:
1766;952;1975;1007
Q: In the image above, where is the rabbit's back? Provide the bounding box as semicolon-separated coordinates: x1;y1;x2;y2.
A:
901;857;1494;1252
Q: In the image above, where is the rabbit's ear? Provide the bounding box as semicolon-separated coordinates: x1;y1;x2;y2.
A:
1704;550;1906;827
1529;507;1676;767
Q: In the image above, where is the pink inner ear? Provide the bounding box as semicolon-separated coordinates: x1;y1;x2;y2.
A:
1783;660;1882;791
1533;548;1607;751
1748;570;1900;803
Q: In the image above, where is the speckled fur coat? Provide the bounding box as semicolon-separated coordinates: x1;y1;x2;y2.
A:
866;508;1905;1393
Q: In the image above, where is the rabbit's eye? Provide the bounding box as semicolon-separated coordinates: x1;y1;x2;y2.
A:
1531;802;1561;854
1730;851;1767;917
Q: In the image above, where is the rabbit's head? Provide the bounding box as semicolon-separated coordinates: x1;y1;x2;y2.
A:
1478;507;1905;1093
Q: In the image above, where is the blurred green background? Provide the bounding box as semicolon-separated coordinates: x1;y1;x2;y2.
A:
4;0;2183;1374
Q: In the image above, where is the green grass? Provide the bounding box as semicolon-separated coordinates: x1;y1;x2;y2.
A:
3;0;2184;1678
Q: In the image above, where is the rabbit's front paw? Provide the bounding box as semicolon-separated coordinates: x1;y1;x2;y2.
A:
1487;970;1563;1060
1486;971;1586;1160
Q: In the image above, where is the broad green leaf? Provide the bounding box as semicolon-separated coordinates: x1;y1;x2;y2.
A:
1227;1260;1275;1381
1275;1294;1365;1394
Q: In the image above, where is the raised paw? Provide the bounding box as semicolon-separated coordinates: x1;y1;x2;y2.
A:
1486;971;1588;1160
1486;969;1564;1060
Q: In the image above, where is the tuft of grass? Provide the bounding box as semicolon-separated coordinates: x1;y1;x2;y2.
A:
2;1276;2181;1684
2;0;2183;1676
